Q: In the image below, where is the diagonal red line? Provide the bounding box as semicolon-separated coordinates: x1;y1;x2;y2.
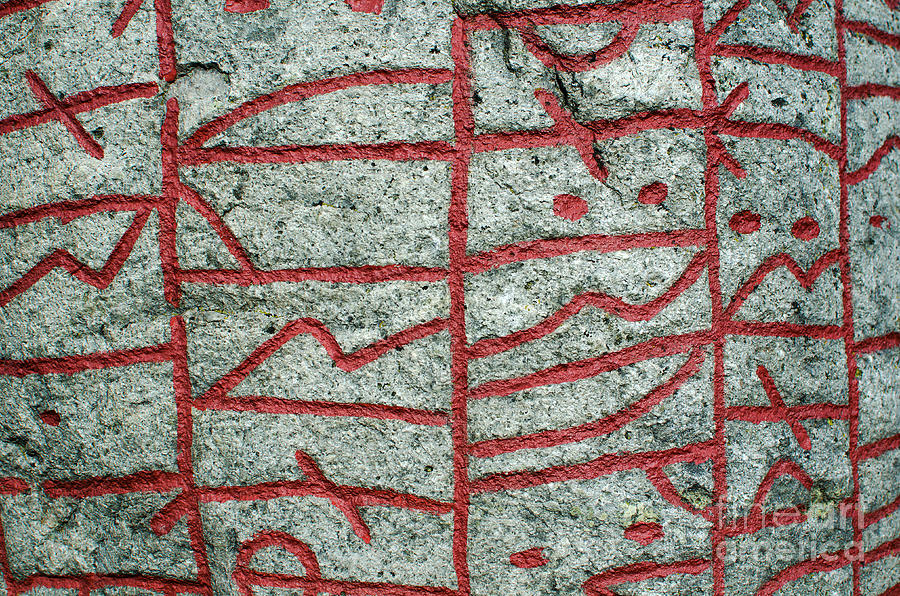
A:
201;316;450;401
0;0;53;17
723;249;842;320
111;0;144;37
469;348;706;457
0;209;152;307
756;365;811;449
24;70;104;159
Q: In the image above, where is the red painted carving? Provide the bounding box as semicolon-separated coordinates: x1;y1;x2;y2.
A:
729;210;761;234
553;193;589;220
510;547;549;568
623;522;664;545
0;0;899;593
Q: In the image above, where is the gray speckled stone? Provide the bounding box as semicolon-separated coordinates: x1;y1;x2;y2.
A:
0;0;898;594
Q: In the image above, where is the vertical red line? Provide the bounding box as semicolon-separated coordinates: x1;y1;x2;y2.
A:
154;0;177;82
450;17;474;596
692;1;728;593
160;98;182;307
170;316;213;591
0;507;19;596
834;1;862;593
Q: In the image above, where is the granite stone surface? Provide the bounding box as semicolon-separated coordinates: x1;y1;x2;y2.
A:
0;0;898;593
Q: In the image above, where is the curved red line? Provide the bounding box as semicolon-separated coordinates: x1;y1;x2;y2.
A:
471;440;718;494
583;559;711;596
724;249;842;320
183;69;453;148
469;348;705;458
847;136;900;185
518;22;640;72
469;250;708;359
719;120;843;161
465;229;706;274
470;330;713;400
202;316;450;400
756;550;848;596
645;466;716;521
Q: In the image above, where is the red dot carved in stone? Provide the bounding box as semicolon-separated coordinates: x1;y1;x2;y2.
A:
510;547;549;568
224;0;270;13
624;522;664;546
870;215;889;229
553;194;589;221
637;181;668;205
345;0;385;13
39;410;61;426
791;216;820;241
729;210;761;234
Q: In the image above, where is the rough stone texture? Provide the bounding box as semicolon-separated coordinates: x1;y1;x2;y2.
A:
0;0;898;594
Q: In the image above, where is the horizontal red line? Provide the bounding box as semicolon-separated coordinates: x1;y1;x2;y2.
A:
719;119;842;161
0;82;157;135
0;477;28;494
177;265;448;284
194;395;449;426
0;343;174;377
726;402;850;422
43;471;185;498
198;481;453;515
723;321;846;340
462;0;693;29
0;0;54;17
845;83;900;101
12;575;207;595
42;472;452;516
177;141;455;165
